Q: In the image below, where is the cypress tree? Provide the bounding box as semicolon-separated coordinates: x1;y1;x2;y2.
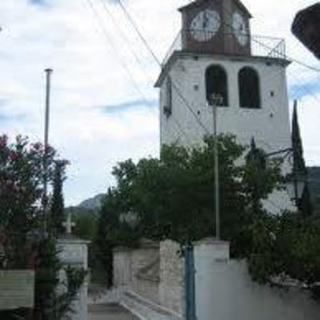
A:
51;160;67;235
291;100;312;216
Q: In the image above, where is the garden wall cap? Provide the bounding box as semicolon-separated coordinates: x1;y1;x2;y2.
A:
57;234;91;245
139;238;160;248
194;237;230;246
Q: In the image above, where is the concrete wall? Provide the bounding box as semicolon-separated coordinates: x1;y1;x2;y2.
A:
113;248;132;287
160;54;291;152
159;240;185;315
57;238;90;320
194;239;320;320
113;241;160;305
113;240;185;317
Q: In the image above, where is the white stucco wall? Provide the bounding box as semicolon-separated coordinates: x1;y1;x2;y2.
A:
159;53;294;213
57;238;90;320
194;240;320;320
160;54;291;151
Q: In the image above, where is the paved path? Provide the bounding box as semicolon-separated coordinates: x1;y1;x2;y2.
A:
88;303;139;320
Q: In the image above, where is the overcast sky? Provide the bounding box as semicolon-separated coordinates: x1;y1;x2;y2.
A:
0;0;319;205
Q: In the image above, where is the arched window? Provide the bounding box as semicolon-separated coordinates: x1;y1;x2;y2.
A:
205;65;228;106
238;67;261;109
163;76;172;117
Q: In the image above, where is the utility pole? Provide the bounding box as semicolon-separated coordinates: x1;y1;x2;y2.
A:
209;94;223;240
43;68;53;233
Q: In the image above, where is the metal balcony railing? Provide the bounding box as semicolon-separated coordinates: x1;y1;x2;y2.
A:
162;30;286;66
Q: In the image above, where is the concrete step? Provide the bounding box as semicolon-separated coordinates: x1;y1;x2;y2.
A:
121;291;182;320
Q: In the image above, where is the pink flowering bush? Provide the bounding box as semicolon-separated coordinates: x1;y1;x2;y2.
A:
0;135;58;267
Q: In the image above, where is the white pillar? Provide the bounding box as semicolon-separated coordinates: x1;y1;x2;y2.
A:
57;238;91;320
194;238;230;320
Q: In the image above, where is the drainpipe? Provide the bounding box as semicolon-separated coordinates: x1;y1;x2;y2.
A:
185;243;197;320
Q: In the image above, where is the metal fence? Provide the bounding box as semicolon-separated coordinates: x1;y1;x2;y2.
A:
162;30;286;66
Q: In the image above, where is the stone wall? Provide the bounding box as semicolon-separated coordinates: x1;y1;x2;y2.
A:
114;238;320;320
113;240;160;305
113;239;185;318
113;248;132;287
131;244;160;304
159;240;184;315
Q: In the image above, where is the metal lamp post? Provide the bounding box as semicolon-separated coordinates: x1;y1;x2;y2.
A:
208;93;224;240
43;68;53;234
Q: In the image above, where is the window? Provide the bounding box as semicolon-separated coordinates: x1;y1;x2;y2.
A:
164;76;172;117
239;67;261;109
205;65;228;106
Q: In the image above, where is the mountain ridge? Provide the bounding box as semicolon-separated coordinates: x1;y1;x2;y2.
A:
71;167;320;214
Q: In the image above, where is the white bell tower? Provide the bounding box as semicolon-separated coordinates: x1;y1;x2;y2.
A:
155;0;294;213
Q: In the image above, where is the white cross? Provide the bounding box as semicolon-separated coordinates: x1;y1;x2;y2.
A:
62;213;76;234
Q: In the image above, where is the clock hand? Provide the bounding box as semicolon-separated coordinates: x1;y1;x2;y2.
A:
203;11;208;29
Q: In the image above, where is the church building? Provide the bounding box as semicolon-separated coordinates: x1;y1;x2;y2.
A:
155;0;294;213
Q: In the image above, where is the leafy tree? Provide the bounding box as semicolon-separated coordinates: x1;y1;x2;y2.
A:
96;133;320;299
73;212;97;241
95;188;140;287
0;135;85;319
107;135;246;243
34;238;87;320
248;212;320;299
96;135;282;264
0;135;56;267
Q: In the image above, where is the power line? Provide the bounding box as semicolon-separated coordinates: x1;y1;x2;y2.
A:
98;0;152;81
252;37;320;74
85;0;193;142
118;0;161;66
116;0;211;135
96;0;192;142
84;0;152;109
111;1;319;148
115;0;320;137
205;1;320;74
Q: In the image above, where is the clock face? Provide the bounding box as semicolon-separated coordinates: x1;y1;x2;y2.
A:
232;12;249;46
190;9;221;42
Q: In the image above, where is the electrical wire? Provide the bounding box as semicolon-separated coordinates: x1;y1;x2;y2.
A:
116;0;211;135
84;0;152;109
114;0;320;139
101;0;319;153
95;0;192;143
85;0;193;141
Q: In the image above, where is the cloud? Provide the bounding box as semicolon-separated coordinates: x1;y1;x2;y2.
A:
0;0;318;205
29;0;48;6
101;98;157;114
289;80;320;100
0;113;27;122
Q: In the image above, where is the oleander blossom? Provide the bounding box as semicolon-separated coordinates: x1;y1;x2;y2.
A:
0;135;8;149
0;135;65;231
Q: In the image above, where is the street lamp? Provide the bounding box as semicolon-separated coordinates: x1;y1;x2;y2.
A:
285;172;306;209
248;140;307;211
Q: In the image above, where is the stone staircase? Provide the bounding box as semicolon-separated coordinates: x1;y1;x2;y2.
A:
121;291;183;320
